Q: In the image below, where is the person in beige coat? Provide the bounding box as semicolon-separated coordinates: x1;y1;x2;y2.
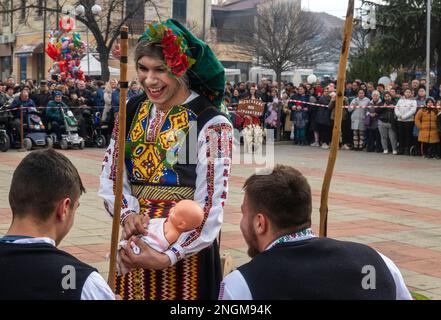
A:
102;79;118;125
282;92;293;140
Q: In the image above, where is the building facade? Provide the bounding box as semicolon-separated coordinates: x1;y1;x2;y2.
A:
0;0;211;83
211;0;259;82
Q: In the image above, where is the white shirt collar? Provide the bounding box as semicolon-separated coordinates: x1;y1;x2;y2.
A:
151;90;199;114
265;228;316;251
10;237;56;247
183;90;200;104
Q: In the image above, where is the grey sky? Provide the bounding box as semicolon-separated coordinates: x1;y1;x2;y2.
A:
301;0;363;18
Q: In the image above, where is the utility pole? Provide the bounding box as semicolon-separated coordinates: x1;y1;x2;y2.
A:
10;0;13;34
10;0;13;76
202;0;206;41
56;0;59;30
426;0;431;97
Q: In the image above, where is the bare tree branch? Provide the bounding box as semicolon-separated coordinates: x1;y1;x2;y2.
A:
0;0;163;81
232;0;323;83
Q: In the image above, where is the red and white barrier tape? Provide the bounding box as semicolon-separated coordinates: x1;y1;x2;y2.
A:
226;100;441;110
0;105;97;113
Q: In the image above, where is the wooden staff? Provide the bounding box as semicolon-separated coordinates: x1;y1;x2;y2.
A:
319;0;355;238
108;25;129;291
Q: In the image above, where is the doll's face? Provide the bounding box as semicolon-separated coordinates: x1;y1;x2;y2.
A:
168;207;184;230
169;200;204;231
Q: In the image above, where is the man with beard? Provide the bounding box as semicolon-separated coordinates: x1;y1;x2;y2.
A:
219;165;411;300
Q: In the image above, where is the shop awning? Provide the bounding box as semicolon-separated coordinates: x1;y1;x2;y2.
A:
14;43;43;57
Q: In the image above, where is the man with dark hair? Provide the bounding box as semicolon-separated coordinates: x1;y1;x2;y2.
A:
377;83;385;98
0;149;115;300
411;79;420;97
219;165;411;300
238;82;249;99
32;82;52;110
6;76;15;89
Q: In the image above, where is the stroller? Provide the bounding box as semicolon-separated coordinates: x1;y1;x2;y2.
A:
409;124;421;156
50;108;85;150
82;108;108;148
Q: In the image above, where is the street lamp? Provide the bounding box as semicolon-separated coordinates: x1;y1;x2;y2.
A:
76;3;102;77
426;0;431;97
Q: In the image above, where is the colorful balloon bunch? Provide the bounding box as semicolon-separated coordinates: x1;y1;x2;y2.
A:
46;18;87;81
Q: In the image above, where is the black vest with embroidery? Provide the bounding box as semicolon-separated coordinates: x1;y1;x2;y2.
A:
238;238;397;300
123;93;226;188
0;242;97;300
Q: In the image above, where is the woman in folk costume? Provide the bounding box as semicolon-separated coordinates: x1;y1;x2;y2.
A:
99;19;233;300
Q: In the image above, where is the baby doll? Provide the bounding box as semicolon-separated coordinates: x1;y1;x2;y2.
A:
117;200;204;275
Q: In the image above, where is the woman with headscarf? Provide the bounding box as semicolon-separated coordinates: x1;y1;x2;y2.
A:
99;19;233;300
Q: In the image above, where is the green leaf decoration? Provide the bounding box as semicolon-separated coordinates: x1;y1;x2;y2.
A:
149;24;157;37
410;292;431;300
188;57;196;67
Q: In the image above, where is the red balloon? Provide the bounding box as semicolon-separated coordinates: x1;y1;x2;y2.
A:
59;17;75;33
58;60;68;74
77;69;85;81
45;43;61;61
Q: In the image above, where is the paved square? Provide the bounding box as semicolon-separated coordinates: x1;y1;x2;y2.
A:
1;144;440;299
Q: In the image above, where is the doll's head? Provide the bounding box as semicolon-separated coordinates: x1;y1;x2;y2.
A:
168;200;204;233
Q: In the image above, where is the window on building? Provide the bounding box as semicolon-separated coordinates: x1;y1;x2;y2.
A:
2;0;9;26
172;0;186;24
125;0;145;34
20;56;27;81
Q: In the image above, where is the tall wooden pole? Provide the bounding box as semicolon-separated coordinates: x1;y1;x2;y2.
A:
319;1;355;238
108;26;129;291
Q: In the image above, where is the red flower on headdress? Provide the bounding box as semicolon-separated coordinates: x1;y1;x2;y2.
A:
171;54;190;77
167;53;182;68
162;29;177;47
163;43;181;59
148;24;195;77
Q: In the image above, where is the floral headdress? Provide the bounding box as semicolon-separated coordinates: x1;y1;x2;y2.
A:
146;23;196;78
139;19;226;109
